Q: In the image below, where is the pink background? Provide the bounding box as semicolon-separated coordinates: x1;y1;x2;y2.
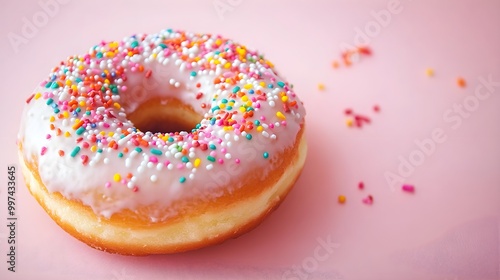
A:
1;0;500;279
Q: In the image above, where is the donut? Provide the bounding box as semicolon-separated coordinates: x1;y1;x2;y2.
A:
17;29;307;255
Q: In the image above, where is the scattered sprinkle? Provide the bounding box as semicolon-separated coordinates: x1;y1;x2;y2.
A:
425;68;434;77
362;195;373;205
456;77;466;88
402;184;415;193
338;195;346;204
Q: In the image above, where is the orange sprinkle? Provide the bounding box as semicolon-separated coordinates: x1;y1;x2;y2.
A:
338;195;346;204
457;77;466;88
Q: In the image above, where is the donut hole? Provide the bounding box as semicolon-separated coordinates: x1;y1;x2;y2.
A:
127;98;202;134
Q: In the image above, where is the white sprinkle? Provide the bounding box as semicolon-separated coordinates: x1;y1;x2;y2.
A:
150;175;158;182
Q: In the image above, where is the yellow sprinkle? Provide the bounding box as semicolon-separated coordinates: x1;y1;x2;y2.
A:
79;101;86;107
281;96;288;102
236;46;246;56
64;131;71;137
127;51;133;57
71;85;78;92
78;65;84;70
219;103;226;109
224;62;231;69
257;126;263;132
34;92;42;99
113;102;121;109
241;95;248;102
338;195;346;204
108;132;115;137
100;131;106;135
49;116;55;122
63;111;69;118
318;83;325;91
243;84;253;89
239;106;246;113
90;145;97;152
194;158;201;168
425;68;434;77
259;81;266;87
346;118;354;127
276;111;286;120
109;42;119;48
215;38;222;46
266;60;274;68
223;126;234;131
113;173;121;182
65;80;72;86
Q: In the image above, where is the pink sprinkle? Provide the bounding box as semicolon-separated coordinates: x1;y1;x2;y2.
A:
402;184;415;192
221;148;227;153
218;159;224;164
177;163;184;169
149;156;158;163
41;147;47;155
210;151;217;157
46;134;51;139
362;195;373;205
105;182;111;188
235;158;240;164
358;181;364;189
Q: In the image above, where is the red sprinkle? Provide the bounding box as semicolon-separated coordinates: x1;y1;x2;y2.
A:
26;93;35;104
145;70;152;78
358;181;364;190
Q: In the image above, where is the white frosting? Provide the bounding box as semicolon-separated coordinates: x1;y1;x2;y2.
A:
18;29;306;222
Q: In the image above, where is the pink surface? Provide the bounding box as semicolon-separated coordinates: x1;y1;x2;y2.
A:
1;0;500;279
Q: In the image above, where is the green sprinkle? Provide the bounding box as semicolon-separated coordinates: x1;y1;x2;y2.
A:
263;152;269;159
135;147;143;153
70;146;81;157
97;148;103;153
45;82;52;88
96;52;103;59
150;148;162;155
209;144;216;150
221;98;228;103
277;81;285;88
207;156;216;162
50;82;59;89
75;127;85;135
254;120;260;126
246;134;252;140
181;156;189;163
190;71;197;77
131;41;139;48
159;43;167;49
232;86;240;93
46;98;54;105
179;176;186;183
118;152;123;158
